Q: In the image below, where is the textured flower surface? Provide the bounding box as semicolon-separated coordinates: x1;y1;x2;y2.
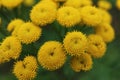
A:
81;6;102;26
17;22;42;44
95;23;115;43
63;31;87;56
38;41;66;71
30;2;57;26
0;36;22;60
13;56;38;80
87;34;107;58
57;6;81;27
71;53;93;72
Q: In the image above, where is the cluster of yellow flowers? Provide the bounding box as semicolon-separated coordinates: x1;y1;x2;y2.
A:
0;0;115;80
0;0;35;8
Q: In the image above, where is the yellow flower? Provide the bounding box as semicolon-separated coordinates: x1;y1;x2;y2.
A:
13;56;38;80
97;0;112;10
0;48;10;64
1;36;22;59
71;53;93;72
87;34;106;58
99;9;112;24
116;0;120;10
1;0;23;9
30;2;57;26
57;6;81;27
64;0;92;9
23;0;35;6
23;56;38;71
7;19;24;32
95;23;115;43
81;6;102;27
63;31;87;56
17;22;42;44
38;41;66;71
40;0;59;8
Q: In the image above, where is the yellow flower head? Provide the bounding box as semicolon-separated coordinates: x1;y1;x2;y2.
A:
95;23;115;43
1;36;22;59
17;22;42;44
63;31;87;56
81;6;102;26
116;0;120;10
87;34;106;58
71;53;93;72
0;48;10;64
23;56;38;71
38;41;66;71
41;0;58;7
1;0;23;9
64;0;92;9
57;6;81;27
7;19;24;32
99;9;112;24
13;56;38;80
97;0;112;10
23;0;35;6
30;2;57;26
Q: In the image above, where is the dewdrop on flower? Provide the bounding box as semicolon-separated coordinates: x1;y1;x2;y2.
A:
13;56;38;80
87;34;106;58
63;31;87;56
70;53;93;72
64;0;92;9
97;0;112;10
1;36;22;59
38;41;66;71
57;6;81;27
17;22;42;44
95;23;115;43
30;2;57;26
1;0;23;9
80;6;102;27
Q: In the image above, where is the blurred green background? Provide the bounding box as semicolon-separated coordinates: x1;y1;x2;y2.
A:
0;0;120;80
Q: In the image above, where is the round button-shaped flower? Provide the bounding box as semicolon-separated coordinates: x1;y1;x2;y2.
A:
87;34;106;58
1;36;22;59
64;0;92;9
95;23;115;43
63;31;87;56
30;2;57;26
71;53;93;72
1;0;23;9
13;56;38;80
57;6;81;27
38;41;66;71
7;19;24;32
17;22;42;44
81;6;102;26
